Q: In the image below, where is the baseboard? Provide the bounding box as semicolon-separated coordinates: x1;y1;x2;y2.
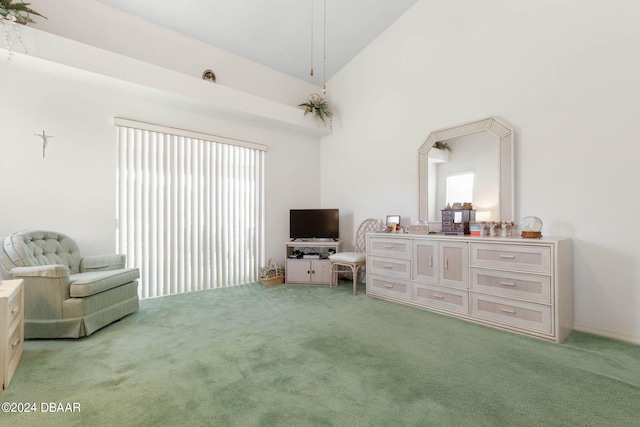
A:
573;322;640;345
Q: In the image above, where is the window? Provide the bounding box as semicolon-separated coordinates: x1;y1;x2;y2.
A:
115;119;265;298
446;171;474;206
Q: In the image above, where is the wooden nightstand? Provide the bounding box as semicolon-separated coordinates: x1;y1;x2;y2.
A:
1;279;24;390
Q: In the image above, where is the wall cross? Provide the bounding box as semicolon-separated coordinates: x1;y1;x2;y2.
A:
33;131;53;158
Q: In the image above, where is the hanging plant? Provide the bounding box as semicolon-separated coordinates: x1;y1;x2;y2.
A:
1;0;46;61
298;93;334;125
0;0;46;24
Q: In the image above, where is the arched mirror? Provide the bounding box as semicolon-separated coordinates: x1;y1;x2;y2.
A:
418;116;514;224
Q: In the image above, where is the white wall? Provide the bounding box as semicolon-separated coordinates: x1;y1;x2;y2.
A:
321;0;640;342
0;58;320;266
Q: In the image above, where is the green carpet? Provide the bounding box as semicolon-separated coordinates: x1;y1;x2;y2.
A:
3;282;639;426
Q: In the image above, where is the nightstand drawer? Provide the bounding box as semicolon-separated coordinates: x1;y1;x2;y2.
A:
413;283;469;314
7;287;22;331
368;275;410;301
368;255;411;279
471;268;551;303
368;237;411;258
471;294;552;335
5;321;24;389
471;243;551;273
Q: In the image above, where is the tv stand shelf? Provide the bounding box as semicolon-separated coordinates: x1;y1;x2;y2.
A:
285;240;342;285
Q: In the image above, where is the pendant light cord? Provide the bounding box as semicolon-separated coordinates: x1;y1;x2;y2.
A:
322;0;326;93
310;0;314;76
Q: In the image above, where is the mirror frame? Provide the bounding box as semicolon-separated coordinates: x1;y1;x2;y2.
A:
418;116;514;223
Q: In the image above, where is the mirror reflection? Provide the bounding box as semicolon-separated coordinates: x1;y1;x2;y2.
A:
428;132;499;222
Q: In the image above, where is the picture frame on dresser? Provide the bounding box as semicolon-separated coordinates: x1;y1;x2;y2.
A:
386;215;401;226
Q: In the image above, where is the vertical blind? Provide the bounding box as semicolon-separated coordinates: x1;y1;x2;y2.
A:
115;119;266;298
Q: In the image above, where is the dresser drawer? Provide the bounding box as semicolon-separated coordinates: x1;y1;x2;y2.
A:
471;243;551;273
367;275;410;301
368;237;411;258
471;294;552;335
471;268;551;304
368;255;411;279
413;283;469;314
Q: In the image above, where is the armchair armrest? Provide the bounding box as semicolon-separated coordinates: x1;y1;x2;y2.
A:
11;265;73;318
11;264;71;279
80;254;126;272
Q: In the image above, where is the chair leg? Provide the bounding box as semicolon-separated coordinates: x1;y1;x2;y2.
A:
353;265;359;295
329;264;334;289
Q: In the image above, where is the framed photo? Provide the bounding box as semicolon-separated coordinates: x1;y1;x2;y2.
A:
386;215;401;226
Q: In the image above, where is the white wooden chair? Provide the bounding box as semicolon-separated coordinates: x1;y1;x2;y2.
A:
329;218;380;295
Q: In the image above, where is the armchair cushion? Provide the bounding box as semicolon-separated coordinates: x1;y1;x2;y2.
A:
70;268;140;297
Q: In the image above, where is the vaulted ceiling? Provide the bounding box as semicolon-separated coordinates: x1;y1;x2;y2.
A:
94;0;417;85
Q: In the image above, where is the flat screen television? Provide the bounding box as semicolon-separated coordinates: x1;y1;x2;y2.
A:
290;209;339;240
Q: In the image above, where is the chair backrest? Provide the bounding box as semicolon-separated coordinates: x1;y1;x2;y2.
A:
0;236;18;280
3;230;82;274
355;219;381;253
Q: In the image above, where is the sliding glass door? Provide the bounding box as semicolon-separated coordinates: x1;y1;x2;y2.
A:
115;119;265;298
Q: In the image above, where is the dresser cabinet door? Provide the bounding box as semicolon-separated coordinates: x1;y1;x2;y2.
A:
412;240;438;283
439;241;469;289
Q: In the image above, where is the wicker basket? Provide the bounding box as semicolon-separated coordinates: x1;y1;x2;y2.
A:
408;225;429;234
259;258;285;286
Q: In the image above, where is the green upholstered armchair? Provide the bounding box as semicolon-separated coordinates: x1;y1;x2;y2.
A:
0;230;139;339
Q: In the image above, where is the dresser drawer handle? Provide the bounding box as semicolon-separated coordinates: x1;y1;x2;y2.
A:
383;245;394;249
499;281;516;287
499;255;516;259
500;308;516;314
12;338;21;348
384;284;394;288
432;294;445;299
383;265;395;269
11;306;18;314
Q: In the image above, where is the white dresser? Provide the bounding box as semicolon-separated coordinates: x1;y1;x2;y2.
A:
1;279;24;390
366;233;573;342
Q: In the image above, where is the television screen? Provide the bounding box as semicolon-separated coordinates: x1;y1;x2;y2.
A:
290;209;339;240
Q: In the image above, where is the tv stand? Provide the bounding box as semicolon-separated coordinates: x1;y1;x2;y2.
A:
285;240;342;285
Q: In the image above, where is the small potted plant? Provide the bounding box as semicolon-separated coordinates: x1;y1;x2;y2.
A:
298;93;334;126
432;141;451;152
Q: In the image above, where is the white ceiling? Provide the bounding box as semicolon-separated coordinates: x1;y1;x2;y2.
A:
94;0;417;85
